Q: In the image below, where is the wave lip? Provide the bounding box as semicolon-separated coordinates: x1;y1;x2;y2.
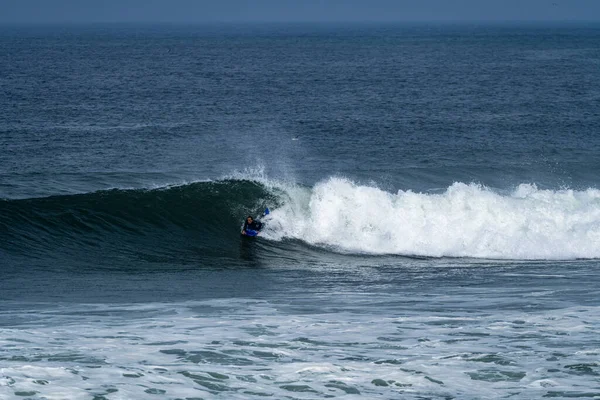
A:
262;178;600;260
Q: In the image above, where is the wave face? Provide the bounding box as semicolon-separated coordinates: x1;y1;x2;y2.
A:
0;180;276;264
2;177;600;261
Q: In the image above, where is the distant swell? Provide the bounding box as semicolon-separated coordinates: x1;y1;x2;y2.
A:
2;177;600;261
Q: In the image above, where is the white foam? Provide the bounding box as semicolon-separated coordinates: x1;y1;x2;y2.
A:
262;177;600;260
2;301;599;399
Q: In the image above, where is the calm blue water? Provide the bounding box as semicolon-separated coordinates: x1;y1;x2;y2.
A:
1;23;600;399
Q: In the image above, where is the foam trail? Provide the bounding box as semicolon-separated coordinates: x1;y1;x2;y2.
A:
262;178;600;260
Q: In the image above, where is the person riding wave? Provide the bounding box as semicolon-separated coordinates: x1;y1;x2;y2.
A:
242;215;262;235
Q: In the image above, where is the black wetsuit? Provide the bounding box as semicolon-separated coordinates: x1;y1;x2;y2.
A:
243;220;262;232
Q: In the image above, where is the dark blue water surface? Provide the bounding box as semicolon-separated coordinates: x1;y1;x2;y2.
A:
2;23;599;199
1;23;600;399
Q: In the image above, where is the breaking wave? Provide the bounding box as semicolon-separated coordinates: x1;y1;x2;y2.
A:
263;178;600;260
2;176;600;261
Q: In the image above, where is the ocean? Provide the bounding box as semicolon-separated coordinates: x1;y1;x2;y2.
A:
1;22;600;399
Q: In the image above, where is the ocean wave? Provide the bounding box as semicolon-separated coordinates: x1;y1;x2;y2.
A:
262;177;600;260
2;176;600;260
0;179;276;260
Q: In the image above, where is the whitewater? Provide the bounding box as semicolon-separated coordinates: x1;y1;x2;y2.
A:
2;299;599;400
262;177;600;260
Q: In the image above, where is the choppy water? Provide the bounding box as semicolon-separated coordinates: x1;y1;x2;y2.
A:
1;23;600;399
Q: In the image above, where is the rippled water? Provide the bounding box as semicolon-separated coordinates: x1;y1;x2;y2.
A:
2;296;600;398
2;261;600;399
